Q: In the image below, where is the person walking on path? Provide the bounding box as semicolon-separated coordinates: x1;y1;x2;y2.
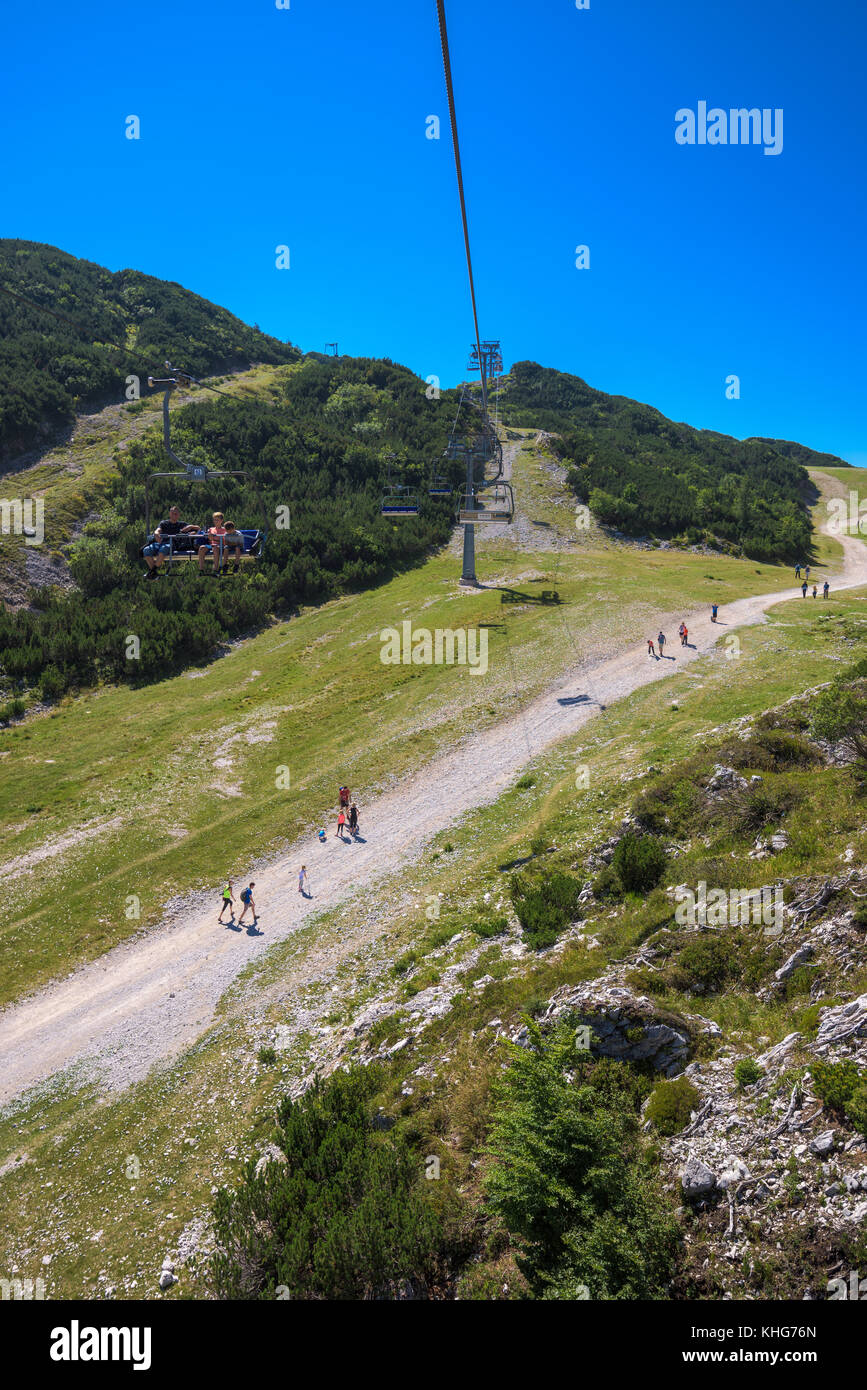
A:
238;882;256;925
812;585;817;598
335;809;347;841
647;637;656;658
823;580;830;598
658;630;667;657
795;563;801;579
298;866;309;896
801;581;808;598
711;603;718;622
805;565;810;581
680;624;688;646
218;879;235;923
348;803;359;837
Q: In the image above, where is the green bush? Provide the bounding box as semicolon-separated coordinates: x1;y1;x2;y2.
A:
209;1067;457;1299
473;915;509;939
257;1046;277;1065
646;1076;701;1136
510;870;582;951
851;902;867;931
484;1023;678;1299
592;863;622;900
672;936;735;994
845;1083;867;1140
612;833;667;893
734;1058;763;1089
811;1060;861;1117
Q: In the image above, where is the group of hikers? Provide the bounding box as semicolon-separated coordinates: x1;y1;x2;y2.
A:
219;788;361;922
647;621;692;659
795;563;829;598
647;574;830;659
143;504;245;578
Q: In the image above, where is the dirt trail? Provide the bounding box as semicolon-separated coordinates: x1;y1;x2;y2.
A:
1;505;863;1108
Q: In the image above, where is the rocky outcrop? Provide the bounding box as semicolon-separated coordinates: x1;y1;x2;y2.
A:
517;982;704;1076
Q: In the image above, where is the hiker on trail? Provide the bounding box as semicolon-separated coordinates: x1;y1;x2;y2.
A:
348;803;359;836
238;882;256;924
218;879;234;922
801;581;808;598
647;637;656;658
678;622;685;641
335;808;347;840
823;580;830;598
795;563;801;579
812;585;817;598
711;603;718;622
298;866;309;896
805;565;810;581
658;630;667;656
681;624;688;646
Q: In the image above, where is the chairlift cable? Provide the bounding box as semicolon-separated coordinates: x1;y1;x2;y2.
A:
435;0;488;423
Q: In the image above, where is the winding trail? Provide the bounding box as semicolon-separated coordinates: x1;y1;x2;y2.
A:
2;499;865;1108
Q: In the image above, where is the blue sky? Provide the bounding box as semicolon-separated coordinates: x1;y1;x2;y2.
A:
2;0;864;463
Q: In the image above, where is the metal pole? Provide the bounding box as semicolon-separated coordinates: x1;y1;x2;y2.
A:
461;445;476;585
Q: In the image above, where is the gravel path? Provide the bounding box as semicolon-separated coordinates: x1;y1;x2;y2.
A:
1;503;863;1107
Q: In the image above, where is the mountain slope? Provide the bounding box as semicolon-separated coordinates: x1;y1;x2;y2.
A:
501;360;833;562
0;239;301;462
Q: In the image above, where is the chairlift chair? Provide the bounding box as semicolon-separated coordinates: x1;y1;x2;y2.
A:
428;464;453;497
457;481;515;524
142;366;269;569
380;455;420;518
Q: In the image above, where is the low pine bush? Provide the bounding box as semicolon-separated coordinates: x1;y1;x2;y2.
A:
612;833;667;893
811;1060;861;1117
646;1076;701;1136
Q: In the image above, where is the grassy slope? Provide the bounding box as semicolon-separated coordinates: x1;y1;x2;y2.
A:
0;457;809;1007
1;483;865;1298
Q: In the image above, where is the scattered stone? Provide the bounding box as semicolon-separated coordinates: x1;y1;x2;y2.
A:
808;1130;837;1158
682;1155;718;1198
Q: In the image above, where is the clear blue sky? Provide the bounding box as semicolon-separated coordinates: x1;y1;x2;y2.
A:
2;0;864;463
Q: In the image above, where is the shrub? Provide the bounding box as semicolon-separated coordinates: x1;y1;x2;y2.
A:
592;863;622;900
484;1024;677;1299
722;784;797;837
510;870;582;951
845;1083;867;1140
734;1058;763;1089
515;774;535;790
612;833;667;893
473;915;508;939
811;1060;861;1117
851;902;867;932
209;1067;456;1299
785;965;817;1000
646;1077;701;1136
672;936;735;994
257;1046;277;1065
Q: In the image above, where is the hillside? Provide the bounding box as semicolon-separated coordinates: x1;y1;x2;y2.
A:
1;472;865;1301
0;239;300;462
500;360;831;562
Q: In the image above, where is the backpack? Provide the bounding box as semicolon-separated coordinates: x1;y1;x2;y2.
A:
241;888;252;904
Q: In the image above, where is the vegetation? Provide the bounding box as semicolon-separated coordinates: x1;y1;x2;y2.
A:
646;1076;701;1135
612;832;667;893
501;360;814;561
0;355;465;698
484;1023;680;1298
209;1068;457;1299
734;1058;764;1089
509;870;583;950
0;239;300;462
